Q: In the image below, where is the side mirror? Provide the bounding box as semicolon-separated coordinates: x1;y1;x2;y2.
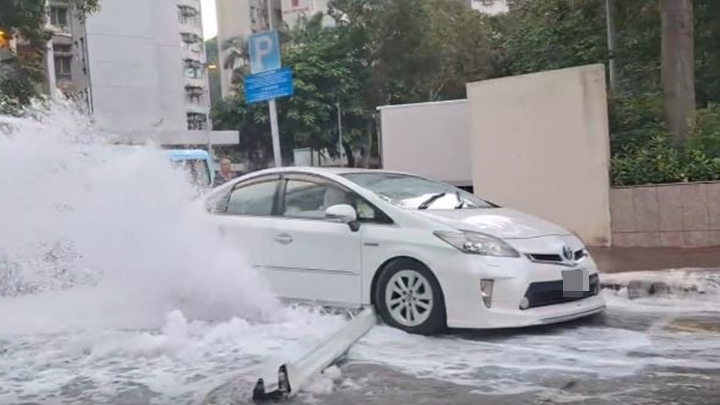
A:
325;204;358;223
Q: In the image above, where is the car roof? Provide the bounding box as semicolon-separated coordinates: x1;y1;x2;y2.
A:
110;145;210;161
241;166;417;179
166;149;211;161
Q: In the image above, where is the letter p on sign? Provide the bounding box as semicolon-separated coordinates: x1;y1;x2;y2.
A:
248;30;281;74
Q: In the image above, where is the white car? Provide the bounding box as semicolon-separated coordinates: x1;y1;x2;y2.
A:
204;167;606;335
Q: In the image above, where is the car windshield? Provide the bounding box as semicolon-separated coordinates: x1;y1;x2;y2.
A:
340;172;498;210
171;159;211;188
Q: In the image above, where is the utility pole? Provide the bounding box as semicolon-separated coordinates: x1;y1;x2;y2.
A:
204;63;217;157
604;0;617;91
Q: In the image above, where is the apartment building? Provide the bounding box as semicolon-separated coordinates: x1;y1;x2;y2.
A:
46;0;211;133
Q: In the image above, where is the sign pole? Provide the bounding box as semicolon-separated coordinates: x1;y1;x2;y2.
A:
269;98;281;167
245;5;293;170
266;0;282;167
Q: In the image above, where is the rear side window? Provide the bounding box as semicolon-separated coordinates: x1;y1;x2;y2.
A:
226;180;280;216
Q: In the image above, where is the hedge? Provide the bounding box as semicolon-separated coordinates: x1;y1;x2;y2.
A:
609;96;720;186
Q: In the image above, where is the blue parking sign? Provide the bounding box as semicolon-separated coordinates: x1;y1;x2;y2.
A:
248;30;281;74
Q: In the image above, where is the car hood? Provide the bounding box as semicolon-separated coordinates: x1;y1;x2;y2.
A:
415;208;572;239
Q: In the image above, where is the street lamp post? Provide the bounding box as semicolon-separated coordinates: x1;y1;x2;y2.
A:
336;100;343;164
204;62;217;157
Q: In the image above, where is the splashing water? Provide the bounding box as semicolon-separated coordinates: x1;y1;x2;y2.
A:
0;105;352;403
0;104;282;334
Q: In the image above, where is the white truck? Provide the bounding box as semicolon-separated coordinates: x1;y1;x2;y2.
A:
376;99;473;192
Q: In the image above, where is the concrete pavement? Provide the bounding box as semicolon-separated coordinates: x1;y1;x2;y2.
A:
589;246;720;273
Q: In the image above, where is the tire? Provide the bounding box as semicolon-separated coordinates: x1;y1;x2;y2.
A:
374;258;446;335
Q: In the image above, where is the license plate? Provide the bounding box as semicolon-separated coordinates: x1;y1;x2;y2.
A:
562;268;589;298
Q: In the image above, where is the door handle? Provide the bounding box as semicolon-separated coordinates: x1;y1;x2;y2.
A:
274;233;293;245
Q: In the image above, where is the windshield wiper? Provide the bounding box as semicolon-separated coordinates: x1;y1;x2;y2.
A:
418;192;446;210
454;191;465;209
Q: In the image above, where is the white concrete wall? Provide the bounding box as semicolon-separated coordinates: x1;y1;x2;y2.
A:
466;64;612;246
84;0;187;132
378;100;472;186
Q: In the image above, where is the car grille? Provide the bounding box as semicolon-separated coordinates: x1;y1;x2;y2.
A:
526;249;587;264
521;273;600;310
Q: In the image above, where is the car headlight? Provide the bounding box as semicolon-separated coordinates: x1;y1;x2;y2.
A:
433;230;520;257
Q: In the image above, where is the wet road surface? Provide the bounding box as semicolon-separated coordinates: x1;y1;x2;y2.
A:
206;299;720;405
4;291;720;405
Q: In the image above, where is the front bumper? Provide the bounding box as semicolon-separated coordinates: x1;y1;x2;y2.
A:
432;250;606;330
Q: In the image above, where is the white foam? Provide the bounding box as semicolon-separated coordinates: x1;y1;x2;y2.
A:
0;307;347;403
0;105;343;403
601;269;720;294
603;286;720;314
301;365;344;397
348;290;720;395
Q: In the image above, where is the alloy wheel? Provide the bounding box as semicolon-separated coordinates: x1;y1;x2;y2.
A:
384;269;434;327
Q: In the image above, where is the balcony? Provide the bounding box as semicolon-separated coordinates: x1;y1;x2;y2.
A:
53;43;73;57
180;32;203;45
185;84;204;99
177;0;202;9
178;5;203;36
181;39;204;61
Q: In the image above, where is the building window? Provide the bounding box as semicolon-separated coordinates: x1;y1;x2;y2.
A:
185;66;203;79
187;113;207;130
184;59;204;79
54;55;72;80
50;6;69;28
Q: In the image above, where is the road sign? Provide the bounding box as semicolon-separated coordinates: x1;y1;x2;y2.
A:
248;30;281;74
244;67;294;104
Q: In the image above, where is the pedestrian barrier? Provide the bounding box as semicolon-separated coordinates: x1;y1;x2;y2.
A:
252;305;377;402
200;306;377;404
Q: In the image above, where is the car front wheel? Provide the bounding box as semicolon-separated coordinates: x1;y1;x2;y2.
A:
375;259;446;335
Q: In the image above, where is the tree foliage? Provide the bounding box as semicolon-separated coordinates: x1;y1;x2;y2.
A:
210;0;720;181
493;0;720;185
213;0;495;167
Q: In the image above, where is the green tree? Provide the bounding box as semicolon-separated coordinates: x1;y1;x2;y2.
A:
329;0;494;105
212;13;370;167
280;12;370;164
493;0;720;185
